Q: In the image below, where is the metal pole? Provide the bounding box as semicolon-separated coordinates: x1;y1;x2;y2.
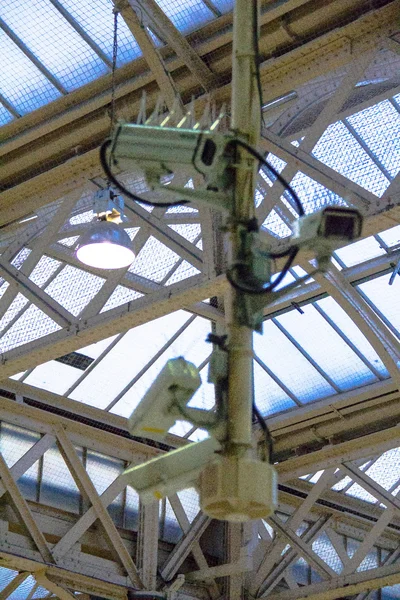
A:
226;0;260;453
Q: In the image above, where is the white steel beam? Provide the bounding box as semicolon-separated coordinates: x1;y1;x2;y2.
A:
168;494;220;599
0;274;227;378
136;502;159;590
0;453;54;563
266;562;400;600
129;0;216;91
160;512;211;581
55;427;144;589
116;2;183;113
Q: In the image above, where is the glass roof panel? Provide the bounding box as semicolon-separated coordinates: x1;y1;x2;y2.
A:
364;447;400;491
128;236;180;282
254;320;336;403
154;0;215;34
358;273;400;339
0;569;18;593
188;364;215;410
0;0;109;92
347;99;400;179
111;316;211;417
378;224;400;248
312;121;390;197
0;103;14;125
69;311;190;408
316;297;389;378
0;28;61;114
44;265;105;316
254;361;297;417
212;0;234;13
289;172;345;215
334;236;386;267
276;305;378;391
58;0;141;65
7;575;36;600
24;360;83;394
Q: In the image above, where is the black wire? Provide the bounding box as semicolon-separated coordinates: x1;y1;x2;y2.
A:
100;139;190;208
252;0;266;129
235;139;305;217
253;402;273;463
226;245;298;295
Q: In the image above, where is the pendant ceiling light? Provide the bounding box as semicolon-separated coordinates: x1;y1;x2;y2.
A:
76;221;134;270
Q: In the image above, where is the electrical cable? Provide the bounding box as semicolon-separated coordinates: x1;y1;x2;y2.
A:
252;0;266;128
252;402;273;463
99;139;189;208
234;139;305;217
226;246;298;295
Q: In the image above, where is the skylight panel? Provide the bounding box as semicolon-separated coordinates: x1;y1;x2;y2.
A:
0;423;40;468
0;569;19;594
100;286;143;312
69;311;190;409
312;121;390;197
23;360;83;395
262;209;292;238
347;100;400;179
41;443;81;512
110;316;211;417
44;265;105;316
312;533;342;573
212;0;234;12
165;260;201;285
128;236;180;282
0;304;61;353
358;274;400;340
378;224;400;248
254;320;336;403
7;575;36;600
289;171;346;214
169;223;201;242
363;448;400;491
0;103;14;125
154;0;214;34
0;0;108;92
316;297;388;378
29;255;61;287
276;305;378;391
0;29;61;114
254;361;297;417
57;0;142;65
334;236;386;268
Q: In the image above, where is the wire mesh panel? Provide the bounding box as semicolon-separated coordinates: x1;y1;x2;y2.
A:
0;304;61;353
312;121;390;197
57;0;142;65
45;265;105;316
69;310;190;409
0;29;61;114
110;315;211;417
0;103;14;125
40;443;82;513
276;305;378;391
1;0;109;92
86;450;125;526
347;99;400;179
254;320;336;404
154;0;214;33
7;575;36;600
128;236;180;283
0;569;19;594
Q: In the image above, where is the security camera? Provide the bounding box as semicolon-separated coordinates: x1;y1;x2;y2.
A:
128;357;201;443
108;124;235;210
123;436;221;503
292;206;363;251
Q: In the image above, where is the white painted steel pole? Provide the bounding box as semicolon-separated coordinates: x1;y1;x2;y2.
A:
226;0;260;453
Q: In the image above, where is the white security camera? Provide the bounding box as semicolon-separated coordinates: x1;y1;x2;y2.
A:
109;124;236;210
123;436;221;503
127;357;201;443
292;206;362;255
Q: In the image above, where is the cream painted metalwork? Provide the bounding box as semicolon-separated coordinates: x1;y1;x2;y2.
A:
1;1;400;599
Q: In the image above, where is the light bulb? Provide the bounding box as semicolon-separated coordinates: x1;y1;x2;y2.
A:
76;221;134;270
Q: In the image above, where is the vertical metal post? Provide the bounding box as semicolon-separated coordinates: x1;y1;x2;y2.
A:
226;0;260;452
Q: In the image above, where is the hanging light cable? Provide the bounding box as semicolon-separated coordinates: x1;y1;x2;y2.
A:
76;8;135;270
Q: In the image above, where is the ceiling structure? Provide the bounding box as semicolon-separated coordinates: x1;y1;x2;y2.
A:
1;1;400;599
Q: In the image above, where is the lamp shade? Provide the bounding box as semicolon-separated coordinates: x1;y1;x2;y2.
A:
76;221;135;270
